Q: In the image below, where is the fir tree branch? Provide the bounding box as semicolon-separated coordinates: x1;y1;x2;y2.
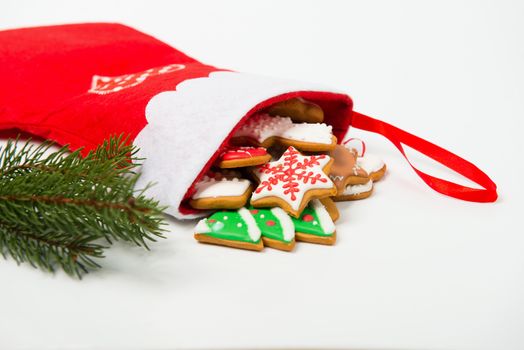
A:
0;135;167;278
0;219;104;277
0;194;153;213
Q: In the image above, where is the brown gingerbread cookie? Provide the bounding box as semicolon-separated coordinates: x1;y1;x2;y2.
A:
332;150;387;201
267;97;324;123
328;144;370;194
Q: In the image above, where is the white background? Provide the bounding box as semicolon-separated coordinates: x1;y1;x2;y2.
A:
1;1;523;349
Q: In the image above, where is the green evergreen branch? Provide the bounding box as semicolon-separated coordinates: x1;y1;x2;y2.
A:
0;135;167;278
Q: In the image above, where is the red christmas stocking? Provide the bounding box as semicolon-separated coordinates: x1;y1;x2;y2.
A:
0;23;497;218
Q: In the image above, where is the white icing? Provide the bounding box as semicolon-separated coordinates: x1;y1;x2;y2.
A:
238;207;261;242
281;123;333;144
192;176;251;199
311;199;336;235
270;207;295;242
234;113;333;145
330;175;345;182
211;221;225;231
342;140;364;158
342;180;373;195
194;219;211;233
251;147;335;211
357;155;385;174
235;114;293;143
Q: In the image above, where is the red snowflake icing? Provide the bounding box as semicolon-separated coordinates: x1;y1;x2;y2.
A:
253;147;332;204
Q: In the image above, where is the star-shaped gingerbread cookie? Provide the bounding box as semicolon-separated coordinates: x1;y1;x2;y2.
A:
250;146;336;218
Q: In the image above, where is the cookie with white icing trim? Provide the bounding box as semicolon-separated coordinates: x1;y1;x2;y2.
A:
249;206;295;251
232;113;337;152
332;179;374;202
189;174;253;210
250;146;337;218
328;144;370;195
267;97;324;123
194;208;263;251
216;146;271;169
292;199;337;245
357;154;387;182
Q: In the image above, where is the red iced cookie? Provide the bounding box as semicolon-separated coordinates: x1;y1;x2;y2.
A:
217;146;271;169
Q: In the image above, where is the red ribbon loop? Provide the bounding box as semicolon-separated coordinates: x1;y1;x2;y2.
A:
342;137;366;157
350;111;498;202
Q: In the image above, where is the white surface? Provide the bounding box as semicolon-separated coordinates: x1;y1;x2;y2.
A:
0;1;523;349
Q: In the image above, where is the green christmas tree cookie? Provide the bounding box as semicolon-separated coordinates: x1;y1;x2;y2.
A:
194;207;263;251
248;206;295;251
292;199;336;245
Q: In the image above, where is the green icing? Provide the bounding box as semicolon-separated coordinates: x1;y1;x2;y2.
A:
199;210;259;243
248;206;287;242
292;205;331;236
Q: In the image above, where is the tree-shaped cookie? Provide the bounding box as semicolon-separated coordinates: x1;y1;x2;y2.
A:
292;199;336;245
194;208;263;251
250;146;336;218
248;206;295;251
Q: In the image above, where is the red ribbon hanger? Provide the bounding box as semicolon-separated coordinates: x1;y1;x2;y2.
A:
351;111;498;203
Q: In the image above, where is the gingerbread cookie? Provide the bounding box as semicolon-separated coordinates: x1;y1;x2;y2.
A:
329;144;370;194
249;207;295;251
189;174;253;210
332;180;374;202
267;97;324;123
194;208;263;251
250;146;336;218
319;197;340;222
232;113;337;152
292;199;336;245
357;154;386;182
216;146;271;169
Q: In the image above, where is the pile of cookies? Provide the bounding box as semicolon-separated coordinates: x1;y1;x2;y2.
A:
192;98;386;251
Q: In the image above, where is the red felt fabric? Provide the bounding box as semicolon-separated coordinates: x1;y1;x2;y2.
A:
0;23;222;152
